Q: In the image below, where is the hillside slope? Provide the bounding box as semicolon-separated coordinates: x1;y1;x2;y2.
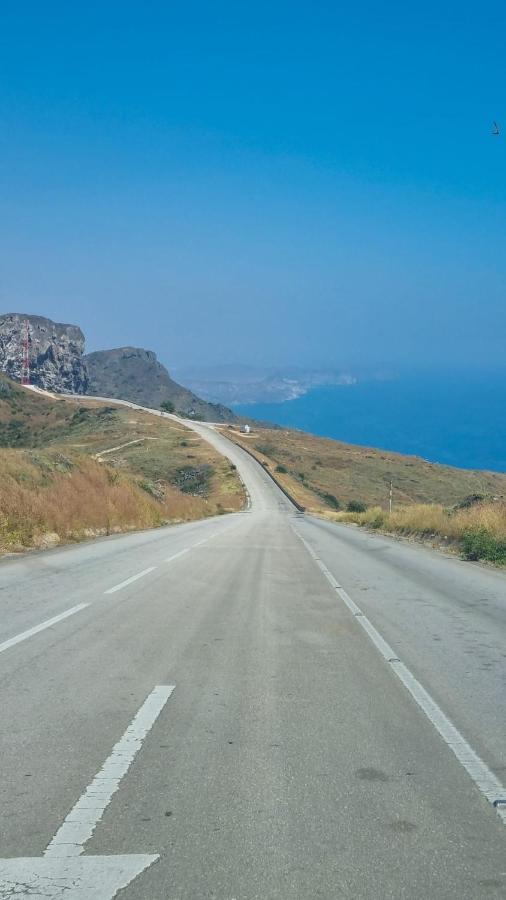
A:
85;347;237;422
223;424;506;563
225;424;506;510
0;375;244;553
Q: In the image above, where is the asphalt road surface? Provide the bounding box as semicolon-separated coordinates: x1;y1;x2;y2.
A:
0;419;505;899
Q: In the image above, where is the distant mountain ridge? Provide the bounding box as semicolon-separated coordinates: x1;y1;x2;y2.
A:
173;364;393;405
0;314;237;422
85;347;237;421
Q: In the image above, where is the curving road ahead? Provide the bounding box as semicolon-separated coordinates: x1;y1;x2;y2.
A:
0;417;505;899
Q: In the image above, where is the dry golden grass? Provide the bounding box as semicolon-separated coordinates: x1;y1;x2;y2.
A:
336;500;506;537
0;447;243;553
0;378;245;553
332;501;506;564
0;450;158;551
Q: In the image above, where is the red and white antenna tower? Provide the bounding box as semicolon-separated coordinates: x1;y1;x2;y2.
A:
21;319;31;385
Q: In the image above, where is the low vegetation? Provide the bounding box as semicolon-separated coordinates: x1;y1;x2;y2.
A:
3;377;505;565
223;424;506;566
335;500;506;565
0;449;166;550
0;376;245;554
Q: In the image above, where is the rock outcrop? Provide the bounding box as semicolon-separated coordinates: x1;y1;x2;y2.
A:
0;313;88;393
0;313;236;421
85;347;237;422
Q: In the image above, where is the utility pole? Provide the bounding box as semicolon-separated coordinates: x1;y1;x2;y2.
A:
21;319;31;385
389;479;393;514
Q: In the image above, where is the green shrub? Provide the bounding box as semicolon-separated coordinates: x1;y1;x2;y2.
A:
160;400;175;413
173;464;214;496
0;420;29;446
321;492;340;510
455;494;486;510
347;500;366;513
275;464;288;474
139;479;157;496
460;527;506;564
255;443;276;456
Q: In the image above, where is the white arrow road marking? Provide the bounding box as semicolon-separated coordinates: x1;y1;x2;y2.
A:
0;855;158;899
0;685;175;898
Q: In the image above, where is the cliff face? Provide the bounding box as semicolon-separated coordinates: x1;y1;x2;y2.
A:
85;347;236;422
0;313;88;393
0;313;236;421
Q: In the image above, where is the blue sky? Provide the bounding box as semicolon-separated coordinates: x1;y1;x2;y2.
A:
0;1;504;370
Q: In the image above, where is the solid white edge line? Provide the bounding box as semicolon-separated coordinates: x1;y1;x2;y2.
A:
104;566;157;595
0;604;89;655
292;524;506;825
44;685;176;858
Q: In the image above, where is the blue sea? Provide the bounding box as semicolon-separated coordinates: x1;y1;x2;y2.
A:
234;372;506;473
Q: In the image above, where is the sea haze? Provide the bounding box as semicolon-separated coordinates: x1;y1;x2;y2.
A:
233;371;506;473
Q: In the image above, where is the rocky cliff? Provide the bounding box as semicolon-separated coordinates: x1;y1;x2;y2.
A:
0;313;236;421
0;313;88;393
85;347;237;422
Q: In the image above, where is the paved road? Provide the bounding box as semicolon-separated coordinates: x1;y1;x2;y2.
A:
0;420;505;898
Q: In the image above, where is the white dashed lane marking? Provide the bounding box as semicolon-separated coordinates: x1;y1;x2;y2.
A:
104;567;157;595
0;604;89;656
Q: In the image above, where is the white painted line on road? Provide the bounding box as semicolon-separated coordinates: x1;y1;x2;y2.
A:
0;604;89;656
104;566;157;594
293;526;506;826
164;521;241;563
44;685;175;858
104;522;240;591
165;548;190;563
0;854;160;899
0;687;175;894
